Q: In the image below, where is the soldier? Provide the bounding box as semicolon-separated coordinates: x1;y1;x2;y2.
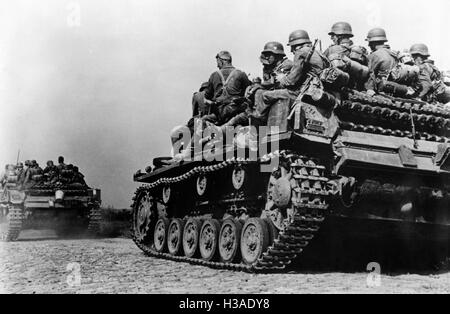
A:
15;162;24;179
192;82;212;118
72;166;86;186
365;28;415;97
410;44;450;103
31;160;43;173
259;42;293;87
252;30;328;122
365;28;397;95
222;42;293;128
19;160;31;187
324;22;369;90
43;160;58;182
202;51;252;125
324;22;354;60
57;156;66;172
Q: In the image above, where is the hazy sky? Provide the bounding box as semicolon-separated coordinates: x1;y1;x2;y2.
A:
0;0;449;208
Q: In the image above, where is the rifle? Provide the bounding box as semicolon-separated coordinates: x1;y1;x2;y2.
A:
297;39;319;95
305;39;319;66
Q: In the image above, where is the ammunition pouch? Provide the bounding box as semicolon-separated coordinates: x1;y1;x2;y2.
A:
320;67;350;90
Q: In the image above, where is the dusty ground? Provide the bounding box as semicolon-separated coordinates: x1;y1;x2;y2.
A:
0;231;448;294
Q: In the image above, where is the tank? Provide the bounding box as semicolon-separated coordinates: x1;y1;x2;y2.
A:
131;87;450;272
0;165;102;241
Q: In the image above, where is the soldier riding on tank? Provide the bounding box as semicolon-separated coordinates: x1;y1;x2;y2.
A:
255;30;329;122
366;28;418;98
324;22;369;90
221;41;294;128
410;43;450;103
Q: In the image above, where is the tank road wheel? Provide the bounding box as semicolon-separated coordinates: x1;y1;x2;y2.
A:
240;218;270;265
218;219;242;263
153;218;170;253
0;205;23;242
182;218;202;258
167;218;185;255
199;219;221;261
132;191;157;244
263;161;292;230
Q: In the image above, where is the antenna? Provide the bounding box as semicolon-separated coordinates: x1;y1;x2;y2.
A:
16;150;20;165
409;108;418;149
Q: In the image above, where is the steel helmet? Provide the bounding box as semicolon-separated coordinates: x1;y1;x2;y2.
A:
366;28;388;42
216;51;232;61
287;29;311;46
329;22;354;37
262;41;286;56
409;43;430;57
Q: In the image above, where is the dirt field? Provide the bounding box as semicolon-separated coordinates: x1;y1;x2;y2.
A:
0;231;448;294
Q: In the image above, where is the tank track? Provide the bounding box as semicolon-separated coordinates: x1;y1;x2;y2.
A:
131;151;331;272
336;91;450;141
87;205;102;234
0;206;23;242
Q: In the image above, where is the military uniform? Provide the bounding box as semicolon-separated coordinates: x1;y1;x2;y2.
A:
262;58;293;87
192;82;210;117
417;61;442;100
203;65;251;124
366;45;397;91
223;58;294;128
57;162;66;173
324;39;352;61
253;41;328;124
44;165;58;183
204;65;251;103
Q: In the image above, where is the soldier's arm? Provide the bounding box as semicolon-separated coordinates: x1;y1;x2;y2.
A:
418;67;433;99
365;53;381;92
279;50;306;88
204;74;215;101
282;59;294;72
240;71;252;93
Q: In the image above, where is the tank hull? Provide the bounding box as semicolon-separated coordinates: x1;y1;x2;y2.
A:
131;90;450;272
